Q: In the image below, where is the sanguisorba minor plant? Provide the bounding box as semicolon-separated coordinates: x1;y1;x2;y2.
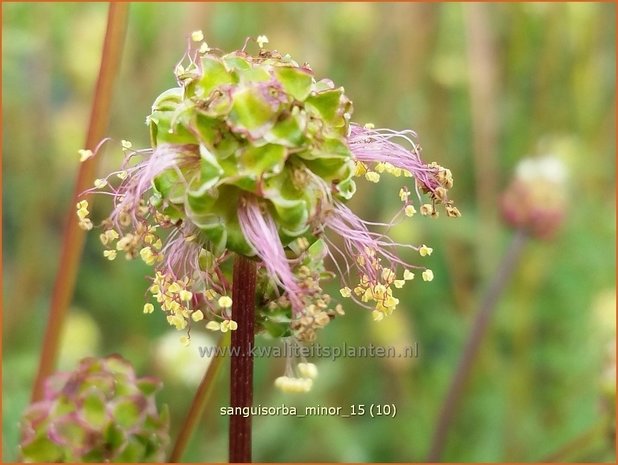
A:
78;34;460;392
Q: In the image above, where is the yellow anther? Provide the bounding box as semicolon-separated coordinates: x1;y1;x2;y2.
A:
103;250;117;260
94;178;107;189
373;284;387;299
419;244;433;257
372;310;385;322
179;289;193;302
228;320;238;331
361;287;374;302
191;30;204;42
143;303;154;314
403;270;415;280
206;321;221;331
374;162;386;173
199;42;210;54
420;204;435;216
167;282;181;293
365;171;380;183
391;167;403;177
78;149;93;162
220;320;231;332
121;139;133;149
204;289;217;301
256;34;269;48
399;188;410;202
78;219;93;230
77;208;89;220
139;247;156;266
180;335;190;347
116;234;133;251
191;310;204;322
105;229;119;241
218;296;233;308
446;205;461;218
384;296;399;309
405;205;417;217
149;284;160;294
76;200;88;210
354;162;368;177
363;122;375;129
339;287;352;298
116;171;128;180
297;363;318;379
381;268;395;283
422;269;434;282
394;279;405;289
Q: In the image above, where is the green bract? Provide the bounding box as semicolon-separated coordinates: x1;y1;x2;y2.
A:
147;49;356;255
20;356;169;463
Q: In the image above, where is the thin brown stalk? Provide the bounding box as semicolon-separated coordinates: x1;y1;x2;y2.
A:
31;3;129;402
169;333;230;462
427;229;528;461
229;255;257;463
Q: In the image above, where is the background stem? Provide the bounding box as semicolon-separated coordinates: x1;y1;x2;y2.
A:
30;3;129;402
427;229;528;461
229;255;257;463
169;333;230;462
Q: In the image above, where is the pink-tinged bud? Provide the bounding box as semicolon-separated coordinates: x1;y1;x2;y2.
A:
501;156;568;239
19;355;169;462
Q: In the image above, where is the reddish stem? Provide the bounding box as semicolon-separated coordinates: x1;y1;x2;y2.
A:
30;3;128;402
229;255;257;463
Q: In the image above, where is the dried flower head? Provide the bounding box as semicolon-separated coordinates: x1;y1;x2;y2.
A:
20;356;169;462
81;35;459;391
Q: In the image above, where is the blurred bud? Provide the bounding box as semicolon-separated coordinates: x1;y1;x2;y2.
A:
20;355;169;462
154;331;215;387
501;156;568;239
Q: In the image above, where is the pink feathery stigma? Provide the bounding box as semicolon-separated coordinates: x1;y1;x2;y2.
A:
238;197;305;313
158;223;201;277
325;202;413;282
347;124;440;192
109;144;199;230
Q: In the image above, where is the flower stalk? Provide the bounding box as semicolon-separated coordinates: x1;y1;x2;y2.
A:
31;2;128;403
427;229;528;461
229;255;257;463
169;333;230;462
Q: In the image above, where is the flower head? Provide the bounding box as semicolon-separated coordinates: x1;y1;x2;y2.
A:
82;37;459;392
19;356;169;462
501;155;568;239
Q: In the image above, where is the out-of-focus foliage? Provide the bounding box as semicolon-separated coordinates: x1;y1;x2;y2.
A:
3;3;615;462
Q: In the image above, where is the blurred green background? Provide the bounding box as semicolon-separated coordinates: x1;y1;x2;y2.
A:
2;2;616;462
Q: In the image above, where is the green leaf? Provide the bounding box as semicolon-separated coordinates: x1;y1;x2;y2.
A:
229;86;277;135
305;88;346;124
113;399;142;428
264;108;308;147
222;53;252;72
20;435;64;462
81;390;107;429
238;143;288;178
274;66;314;101
196;55;233;98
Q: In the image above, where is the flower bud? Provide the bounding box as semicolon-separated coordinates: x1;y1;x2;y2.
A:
501;156;568;239
20;356;169;462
